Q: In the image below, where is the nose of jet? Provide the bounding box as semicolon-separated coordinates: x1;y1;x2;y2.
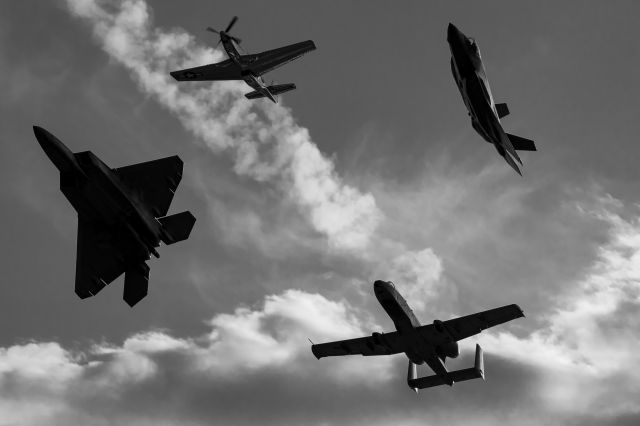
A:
33;125;77;173
447;22;463;44
33;125;60;154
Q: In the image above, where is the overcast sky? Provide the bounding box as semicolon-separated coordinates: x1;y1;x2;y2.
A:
1;0;640;425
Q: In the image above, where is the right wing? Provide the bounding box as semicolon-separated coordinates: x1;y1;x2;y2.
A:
441;304;525;342
75;217;126;299
114;156;184;217
311;332;403;359
413;304;524;344
170;59;241;81
243;40;316;76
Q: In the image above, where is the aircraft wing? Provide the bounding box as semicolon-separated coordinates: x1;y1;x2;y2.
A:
114;156;183;217
170;59;241;81
414;304;524;344
75;217;126;299
244;40;316;76
442;304;525;341
311;331;404;359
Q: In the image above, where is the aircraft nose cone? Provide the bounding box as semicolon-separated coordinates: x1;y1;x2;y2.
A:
33;125;77;173
374;280;391;292
33;125;53;148
447;23;460;42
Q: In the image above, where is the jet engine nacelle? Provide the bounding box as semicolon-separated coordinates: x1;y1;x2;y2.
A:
433;319;445;333
437;341;460;359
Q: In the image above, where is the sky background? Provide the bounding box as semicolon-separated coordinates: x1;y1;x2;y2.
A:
1;0;640;425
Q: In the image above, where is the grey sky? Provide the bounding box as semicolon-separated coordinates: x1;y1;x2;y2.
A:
1;1;640;425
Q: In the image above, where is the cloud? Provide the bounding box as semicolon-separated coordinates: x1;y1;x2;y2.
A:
3;195;640;425
382;248;444;313
63;0;381;251
477;199;640;418
0;289;394;425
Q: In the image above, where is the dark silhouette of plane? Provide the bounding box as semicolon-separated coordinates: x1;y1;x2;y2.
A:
33;126;196;307
170;16;316;103
311;280;524;392
447;23;536;175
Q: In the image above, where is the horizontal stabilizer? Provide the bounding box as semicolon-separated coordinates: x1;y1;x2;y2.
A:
123;262;150;307
507;133;537;151
495;103;509;119
245;83;296;100
408;345;484;390
158;211;196;245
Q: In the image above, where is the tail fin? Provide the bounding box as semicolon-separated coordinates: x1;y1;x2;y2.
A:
245;83;296;100
407;361;419;394
506;133;537;151
158;211;196;245
408;345;485;390
495;103;509;119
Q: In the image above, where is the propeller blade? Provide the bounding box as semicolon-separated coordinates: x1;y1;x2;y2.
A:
206;26;219;34
225;16;238;33
230;36;242;44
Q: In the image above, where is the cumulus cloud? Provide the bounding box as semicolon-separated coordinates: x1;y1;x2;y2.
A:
385;248;444;313
0;289;394;425
64;0;381;251
4;197;640;425
478;200;640;419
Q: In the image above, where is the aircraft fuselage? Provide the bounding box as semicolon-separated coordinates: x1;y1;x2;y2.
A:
447;24;512;159
34;126;162;261
374;281;458;371
221;32;276;103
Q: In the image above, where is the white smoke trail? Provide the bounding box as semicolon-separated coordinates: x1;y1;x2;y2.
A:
65;0;382;251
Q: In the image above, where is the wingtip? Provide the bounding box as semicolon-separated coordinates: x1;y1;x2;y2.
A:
513;304;526;318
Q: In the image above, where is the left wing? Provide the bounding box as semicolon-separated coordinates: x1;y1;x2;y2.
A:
243;40;316;76
312;332;403;359
114;156;183;217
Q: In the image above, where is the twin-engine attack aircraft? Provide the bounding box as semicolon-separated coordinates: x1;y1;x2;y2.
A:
311;281;524;392
447;23;536;175
33;126;196;307
170;16;316;103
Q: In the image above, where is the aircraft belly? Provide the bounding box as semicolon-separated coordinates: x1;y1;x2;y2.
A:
70;162;161;254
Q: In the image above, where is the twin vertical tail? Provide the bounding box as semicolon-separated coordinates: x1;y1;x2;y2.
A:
407;344;485;391
408;361;419;394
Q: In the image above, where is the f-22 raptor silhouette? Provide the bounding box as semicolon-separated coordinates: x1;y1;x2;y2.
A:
33;126;196;307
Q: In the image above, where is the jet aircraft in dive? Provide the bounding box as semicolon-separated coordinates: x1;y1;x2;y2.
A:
170;16;316;103
448;23;536;175
311;280;524;391
33;126;196;307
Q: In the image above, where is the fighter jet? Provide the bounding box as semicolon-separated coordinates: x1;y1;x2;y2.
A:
311;280;524;391
170;16;316;103
447;23;536;175
33;126;196;307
